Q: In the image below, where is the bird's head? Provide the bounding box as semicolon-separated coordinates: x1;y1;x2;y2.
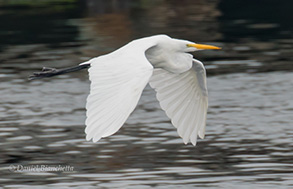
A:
170;38;221;53
145;35;221;73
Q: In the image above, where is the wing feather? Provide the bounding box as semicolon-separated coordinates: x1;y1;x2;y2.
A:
85;50;154;142
149;59;208;145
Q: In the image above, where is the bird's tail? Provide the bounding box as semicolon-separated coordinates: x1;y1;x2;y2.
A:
28;64;90;80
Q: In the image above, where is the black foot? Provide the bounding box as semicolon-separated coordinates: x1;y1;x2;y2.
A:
28;64;90;81
28;67;59;80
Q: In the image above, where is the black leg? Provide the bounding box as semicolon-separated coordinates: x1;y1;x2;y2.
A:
28;64;90;80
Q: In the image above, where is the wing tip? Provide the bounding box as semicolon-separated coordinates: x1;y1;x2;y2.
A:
183;139;188;145
198;132;205;139
191;140;197;146
198;127;205;139
86;134;92;141
93;137;101;143
85;135;102;143
181;136;198;146
181;139;198;146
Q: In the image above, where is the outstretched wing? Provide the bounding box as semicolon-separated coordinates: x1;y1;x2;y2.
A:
85;52;154;143
149;59;208;146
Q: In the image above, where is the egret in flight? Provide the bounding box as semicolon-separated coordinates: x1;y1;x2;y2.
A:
29;35;221;146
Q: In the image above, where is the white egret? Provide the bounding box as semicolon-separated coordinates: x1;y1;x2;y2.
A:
29;35;221;146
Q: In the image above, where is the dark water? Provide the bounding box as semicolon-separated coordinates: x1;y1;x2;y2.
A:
0;0;293;188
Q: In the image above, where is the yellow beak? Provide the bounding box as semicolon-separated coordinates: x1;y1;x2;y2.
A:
187;43;221;50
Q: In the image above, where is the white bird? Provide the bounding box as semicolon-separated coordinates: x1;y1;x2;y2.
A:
29;35;221;146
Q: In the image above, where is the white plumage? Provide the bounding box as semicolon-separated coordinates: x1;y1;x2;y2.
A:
149;60;208;145
82;35;220;146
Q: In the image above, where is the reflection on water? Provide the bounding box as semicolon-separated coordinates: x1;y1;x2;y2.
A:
0;0;293;188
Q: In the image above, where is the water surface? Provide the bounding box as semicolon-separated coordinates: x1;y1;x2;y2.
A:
0;0;292;188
